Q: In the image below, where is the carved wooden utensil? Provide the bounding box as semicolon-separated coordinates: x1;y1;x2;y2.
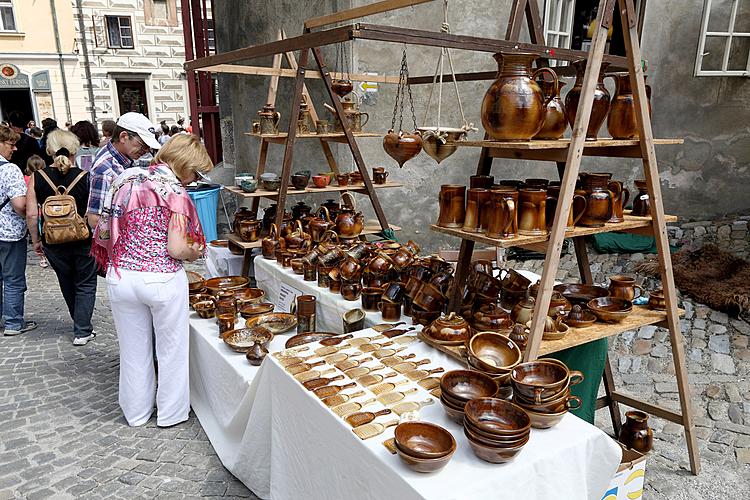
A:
335;356;373;371
279;354;315;368
314;344;345;357
381;326;416;338
404;367;445;382
353;418;399;440
273;346;310;358
344;363;385;379
287;359;325;376
302;374;344;391
323;389;366;407
359;340;394;353
319;334;354;347
356;371;397;387
372;346;407;360
376;387;418;406
295;367;335;383
417;377;441;391
393;335;417;346
345;408;392;428
347;336;378;347
382;353;416;367
390;398;435;416
314;381;358;399
391;358;430;373
332;397;376;418
382;438;398;454
370;379;409;396
371;322;405;333
323;351;358;365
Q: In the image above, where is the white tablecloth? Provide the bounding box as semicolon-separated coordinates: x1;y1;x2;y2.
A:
204;244;250;278
254;257;391;333
189;314;622;500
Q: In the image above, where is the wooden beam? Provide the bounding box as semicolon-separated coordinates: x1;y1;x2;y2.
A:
609;392;684;425
198;64;401;84
305;0;436;29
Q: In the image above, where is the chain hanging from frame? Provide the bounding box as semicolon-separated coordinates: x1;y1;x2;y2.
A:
332;41;353;98
383;46;423;168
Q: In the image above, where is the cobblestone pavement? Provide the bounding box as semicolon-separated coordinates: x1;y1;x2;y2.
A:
2;236;749;499
0;252;257;499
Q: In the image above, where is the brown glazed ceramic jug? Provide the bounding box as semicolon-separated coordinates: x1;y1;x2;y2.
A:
437;185;466;228
631;179;650;216
577;173;613;227
606;73;653;139
261;223;279;260
607;180;630;223
481;51;558;140
546;184;587;231
618;410;653;453
534;78;567;140
565;60;611;140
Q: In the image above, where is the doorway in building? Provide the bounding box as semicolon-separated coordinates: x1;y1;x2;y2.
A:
116;80;149;117
0;88;34;123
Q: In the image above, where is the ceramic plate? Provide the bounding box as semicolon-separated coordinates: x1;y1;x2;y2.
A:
245;313;298;334
209;239;229;248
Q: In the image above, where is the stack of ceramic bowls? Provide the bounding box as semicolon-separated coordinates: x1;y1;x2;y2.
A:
394;422;456;473
510;359;584;428
465;332;522;397
463;398;531;463
439;370;498;424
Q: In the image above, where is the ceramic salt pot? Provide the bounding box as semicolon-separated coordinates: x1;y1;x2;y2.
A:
246;341;269;366
618;410;653;453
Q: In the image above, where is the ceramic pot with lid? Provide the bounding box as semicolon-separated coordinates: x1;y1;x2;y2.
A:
510;297;535;325
472;303;513;333
425;312;471;344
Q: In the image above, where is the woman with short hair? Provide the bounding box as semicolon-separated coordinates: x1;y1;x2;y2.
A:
93;133;212;427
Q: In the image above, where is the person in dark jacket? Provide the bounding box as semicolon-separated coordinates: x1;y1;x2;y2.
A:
8;111;42;175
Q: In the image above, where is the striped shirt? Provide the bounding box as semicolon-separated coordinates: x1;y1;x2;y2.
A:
86;141;132;216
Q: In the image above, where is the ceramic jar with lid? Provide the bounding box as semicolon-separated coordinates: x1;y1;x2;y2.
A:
472;303;513;333
510;297;535;325
424;312;471;344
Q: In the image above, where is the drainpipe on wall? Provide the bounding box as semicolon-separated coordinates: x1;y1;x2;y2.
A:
75;0;97;124
49;0;72;123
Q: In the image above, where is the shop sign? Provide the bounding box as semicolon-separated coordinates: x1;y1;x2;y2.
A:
31;71;51;92
0;64;29;88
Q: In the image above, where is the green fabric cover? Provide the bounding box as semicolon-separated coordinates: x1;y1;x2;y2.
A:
589;233;678;254
547;338;608;424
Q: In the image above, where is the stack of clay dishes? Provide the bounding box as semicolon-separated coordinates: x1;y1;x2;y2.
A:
510;359;584;429
463;398;531;464
439;370;498;424
465;332;522;390
394;421;456;473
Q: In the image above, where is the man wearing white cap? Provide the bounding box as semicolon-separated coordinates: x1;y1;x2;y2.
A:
86;112;160;228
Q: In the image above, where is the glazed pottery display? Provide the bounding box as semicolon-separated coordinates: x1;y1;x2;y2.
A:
257;103;281;135
606;72;652;139
418;126;466;164
564;60;611;140
481;51;557;140
607;180;630;223
618;410;653;453
462;188;490;233
533;77;566;140
577;172;613;227
437;185;466;228
608;275;644;301
631;179;651;217
383;129;423;167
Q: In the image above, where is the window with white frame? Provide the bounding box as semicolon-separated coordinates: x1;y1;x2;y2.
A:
544;0;576;52
696;0;750;76
0;0;17;32
106;15;134;49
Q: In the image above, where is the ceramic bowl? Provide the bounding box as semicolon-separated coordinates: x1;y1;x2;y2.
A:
464;428;528;463
395;444;455;473
221;327;274;352
234;288;266;307
587;297;633;323
463;415;529;441
553;283;609;305
522;406;567;429
466;356;512;385
245;313;298;334
189;293;213;309
463;398;531;437
261;178;282;191
512;390;581;414
187;271;205;293
241;179;258;193
439;396;466;424
239;302;274;319
463;420;529;447
467;332;522;374
440;370;499;403
394;422;456;460
204;276;250;294
193;300;216;319
510;360;570;400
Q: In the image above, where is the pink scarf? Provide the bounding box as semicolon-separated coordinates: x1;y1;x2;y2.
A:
92;163;205;271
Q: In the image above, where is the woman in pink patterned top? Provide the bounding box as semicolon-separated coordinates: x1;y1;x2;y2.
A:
93;134;212;427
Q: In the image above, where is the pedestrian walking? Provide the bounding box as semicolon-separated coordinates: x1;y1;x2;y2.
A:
92;133;211;427
158;121;171;145
86;112;160;229
0;124;37;336
99;119;116;148
24;155;49;268
26;130;97;345
8;111;43;175
70;120;100;172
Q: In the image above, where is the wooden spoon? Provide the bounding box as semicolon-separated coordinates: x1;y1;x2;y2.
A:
382;353;416;367
295;367;335;383
322;389;366;407
381;326;416;338
377;387;418;406
323;350;359;365
302;374;344;391
359;340;394;353
314;381;358;399
319;334;354;347
279;353;315;368
344;363;385;379
370;379;409;395
417;377;441;391
393;335;417;346
332;397;376;418
372;322;405;333
347;336;377;347
356;371;397;387
390;398;435;416
345;408;392;428
287;359;325;376
353;418;399;440
403;367;445;382
392;358;430;373
372;345;407;359
335;356;373;371
314;344;345;357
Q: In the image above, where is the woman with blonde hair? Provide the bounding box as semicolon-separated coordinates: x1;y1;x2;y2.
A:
93;133;211;427
26;129;97;345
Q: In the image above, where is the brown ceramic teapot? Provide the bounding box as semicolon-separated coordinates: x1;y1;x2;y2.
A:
284;220;311;251
308;207;333;242
261;223;279;260
335;192;364;239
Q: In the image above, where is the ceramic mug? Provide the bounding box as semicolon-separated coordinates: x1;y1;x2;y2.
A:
378;300;402;321
518;188;552;236
463;188;491;233
303;261;317;282
412;283;447;312
341;280;362;301
437;184;466;228
312;175;329;188
361;287;383;311
336;173;350;186
381;281;406;304
608;275;645;301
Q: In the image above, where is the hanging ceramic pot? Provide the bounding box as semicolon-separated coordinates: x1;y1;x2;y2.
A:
332;79;354;98
564;60;611;140
383;129;423;167
417;127;466;164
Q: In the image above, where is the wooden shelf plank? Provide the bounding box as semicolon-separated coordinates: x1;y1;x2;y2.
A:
537;306;685;356
244;132;381;143
430;212;678;249
225;182;403;199
227;223;402;250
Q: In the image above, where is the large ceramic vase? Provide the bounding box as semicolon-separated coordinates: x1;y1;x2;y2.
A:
534;79;567;140
481;52;557;141
564;60;611;140
618;410;653;454
606;73;653;139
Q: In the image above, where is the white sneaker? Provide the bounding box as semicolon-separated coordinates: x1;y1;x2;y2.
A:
73;333;96;346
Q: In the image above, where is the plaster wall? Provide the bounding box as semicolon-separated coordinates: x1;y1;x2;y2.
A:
215;0;750;251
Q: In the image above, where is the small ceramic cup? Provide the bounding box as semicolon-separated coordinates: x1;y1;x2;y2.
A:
361;287;383;312
378;300;402;321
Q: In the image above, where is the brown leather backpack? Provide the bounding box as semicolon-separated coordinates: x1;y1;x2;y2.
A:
37;170;90;244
